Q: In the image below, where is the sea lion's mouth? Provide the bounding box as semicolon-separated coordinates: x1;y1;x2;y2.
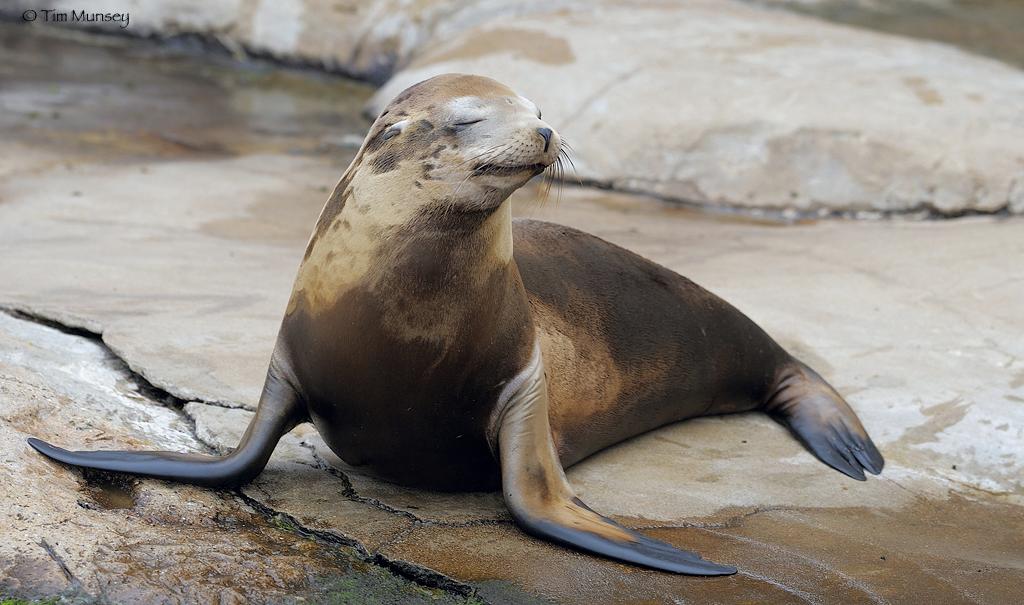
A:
473;162;548;176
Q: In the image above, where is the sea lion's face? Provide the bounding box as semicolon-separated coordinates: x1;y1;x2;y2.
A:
363;74;562;212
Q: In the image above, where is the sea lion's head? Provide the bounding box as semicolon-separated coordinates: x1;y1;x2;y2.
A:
357;73;562;213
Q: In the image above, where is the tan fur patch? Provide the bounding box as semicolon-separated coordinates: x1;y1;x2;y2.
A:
532;301;625;457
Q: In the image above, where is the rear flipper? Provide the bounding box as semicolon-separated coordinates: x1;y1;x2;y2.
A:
765;359;884;481
495;345;736;576
27;358;304;488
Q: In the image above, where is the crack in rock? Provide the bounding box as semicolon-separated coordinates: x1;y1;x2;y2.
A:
38;538;80;588
1;306;219;455
299;440;513;531
235;489;482;600
628;505;791;531
0;303;245;410
560;177;1015;223
299;441;429;524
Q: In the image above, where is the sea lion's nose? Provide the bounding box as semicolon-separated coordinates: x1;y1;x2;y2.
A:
536;127;553;153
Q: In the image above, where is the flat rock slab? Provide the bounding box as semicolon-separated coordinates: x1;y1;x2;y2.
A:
1;23;1023;604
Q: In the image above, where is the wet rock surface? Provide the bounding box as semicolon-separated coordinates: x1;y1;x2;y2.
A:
1;23;1023;605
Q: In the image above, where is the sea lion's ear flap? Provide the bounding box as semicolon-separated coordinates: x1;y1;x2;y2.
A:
494;346;737;576
380;120;410;142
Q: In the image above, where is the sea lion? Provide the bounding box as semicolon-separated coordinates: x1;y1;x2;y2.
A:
28;73;884;576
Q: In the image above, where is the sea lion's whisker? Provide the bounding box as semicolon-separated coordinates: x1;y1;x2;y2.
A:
539;158;557;206
555;156;565;207
450;142;515;202
453;144;507;169
560;147;581;186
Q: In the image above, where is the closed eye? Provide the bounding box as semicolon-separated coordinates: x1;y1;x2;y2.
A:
454;119;485;127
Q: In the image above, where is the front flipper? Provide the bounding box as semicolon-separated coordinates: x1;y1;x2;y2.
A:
27;357;304;488
494;345;736;576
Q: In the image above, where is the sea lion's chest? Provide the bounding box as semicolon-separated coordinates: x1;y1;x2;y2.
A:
280;268;533;489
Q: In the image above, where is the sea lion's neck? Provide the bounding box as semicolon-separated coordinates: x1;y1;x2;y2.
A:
377;200;515;295
289;180;515;315
360;198;525;347
447;201;514;269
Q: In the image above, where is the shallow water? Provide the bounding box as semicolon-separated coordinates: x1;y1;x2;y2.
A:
0;23;375;160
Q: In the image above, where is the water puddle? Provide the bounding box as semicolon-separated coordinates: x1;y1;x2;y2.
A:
79;469;139;510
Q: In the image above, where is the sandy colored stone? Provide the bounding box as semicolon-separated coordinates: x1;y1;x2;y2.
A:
370;0;1024;215
381;495;1024;604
